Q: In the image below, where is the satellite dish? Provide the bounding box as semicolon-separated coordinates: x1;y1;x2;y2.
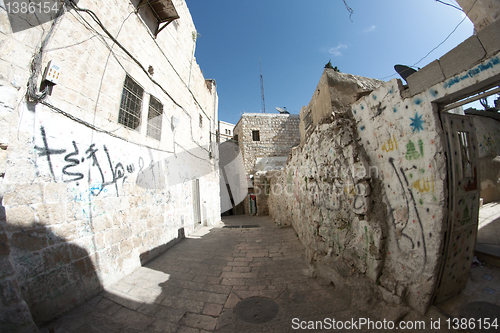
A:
394;64;417;83
276;107;289;114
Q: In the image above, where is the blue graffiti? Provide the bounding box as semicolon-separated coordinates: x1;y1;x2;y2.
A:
410;112;425;132
444;57;500;89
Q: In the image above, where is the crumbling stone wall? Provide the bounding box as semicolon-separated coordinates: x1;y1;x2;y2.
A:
269;77;450;314
299;70;382;144
269;17;500;314
456;0;500;32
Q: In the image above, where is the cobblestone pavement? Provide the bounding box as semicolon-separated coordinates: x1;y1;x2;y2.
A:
42;215;456;333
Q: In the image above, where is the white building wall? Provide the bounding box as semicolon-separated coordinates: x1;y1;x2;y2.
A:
219;120;235;142
0;0;220;326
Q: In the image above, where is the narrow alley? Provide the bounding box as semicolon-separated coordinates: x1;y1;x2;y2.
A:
40;215;467;333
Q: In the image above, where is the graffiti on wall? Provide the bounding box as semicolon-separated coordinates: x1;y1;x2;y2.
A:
388;157;427;271
34;126;144;197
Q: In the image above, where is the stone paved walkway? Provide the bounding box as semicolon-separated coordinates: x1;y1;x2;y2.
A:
41;215;454;333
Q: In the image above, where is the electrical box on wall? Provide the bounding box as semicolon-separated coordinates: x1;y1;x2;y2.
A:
42;60;61;85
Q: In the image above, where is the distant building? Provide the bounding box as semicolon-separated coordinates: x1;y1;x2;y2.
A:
230;113;300;215
219;120;235;142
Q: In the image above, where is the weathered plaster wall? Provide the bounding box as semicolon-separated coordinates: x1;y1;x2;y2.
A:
0;0;220;327
269;48;500;314
472;115;500;203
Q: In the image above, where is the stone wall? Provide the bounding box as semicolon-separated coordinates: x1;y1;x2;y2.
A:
269;43;500;314
472;115;500;203
233;113;300;176
0;0;220;328
299;69;382;144
456;0;500;32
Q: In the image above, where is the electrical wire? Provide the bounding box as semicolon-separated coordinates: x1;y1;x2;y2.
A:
40;100;174;153
67;0;213;155
435;0;463;11
26;1;68;103
379;0;478;81
26;0;216;162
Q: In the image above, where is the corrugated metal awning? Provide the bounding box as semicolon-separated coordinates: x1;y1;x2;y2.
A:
137;0;180;37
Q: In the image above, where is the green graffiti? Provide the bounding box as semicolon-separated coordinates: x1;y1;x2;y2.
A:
405;139;424;160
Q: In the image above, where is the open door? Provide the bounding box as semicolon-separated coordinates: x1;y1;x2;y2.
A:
192;178;201;227
434;113;480;303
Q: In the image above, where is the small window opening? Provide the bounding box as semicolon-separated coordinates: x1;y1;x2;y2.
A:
252;130;260;141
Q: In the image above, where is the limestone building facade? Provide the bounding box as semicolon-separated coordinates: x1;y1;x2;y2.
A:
231;113;300;215
0;0;220;330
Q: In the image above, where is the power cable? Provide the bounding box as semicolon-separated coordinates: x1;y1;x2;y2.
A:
379;0;478;81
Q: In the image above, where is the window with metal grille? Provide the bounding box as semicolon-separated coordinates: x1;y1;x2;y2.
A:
147;95;163;140
119;75;144;131
252;130;260;141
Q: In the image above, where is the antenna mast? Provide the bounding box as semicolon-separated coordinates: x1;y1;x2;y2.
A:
260;57;266;113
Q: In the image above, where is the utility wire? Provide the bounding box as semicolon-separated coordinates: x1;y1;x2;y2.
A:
380;0;478;81
27;0;216;161
67;0;213;155
343;0;354;22
435;0;463;11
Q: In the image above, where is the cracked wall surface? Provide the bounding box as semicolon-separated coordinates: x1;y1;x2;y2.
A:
269;42;500;313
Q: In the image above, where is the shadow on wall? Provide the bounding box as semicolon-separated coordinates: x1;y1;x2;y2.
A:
35;224;240;332
0;195;187;332
0;193;102;331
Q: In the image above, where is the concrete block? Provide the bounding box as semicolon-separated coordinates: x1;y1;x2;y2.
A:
477;19;500;57
50;222;77;243
3;183;44;206
439;36;486;78
407;60;445;96
33;203;65;225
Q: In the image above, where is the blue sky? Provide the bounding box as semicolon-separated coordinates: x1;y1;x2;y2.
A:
187;0;474;125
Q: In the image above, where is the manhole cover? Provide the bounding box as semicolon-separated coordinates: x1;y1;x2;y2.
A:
459;302;500;333
234;297;278;323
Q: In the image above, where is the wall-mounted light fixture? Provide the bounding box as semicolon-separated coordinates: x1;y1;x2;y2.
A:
40;60;61;95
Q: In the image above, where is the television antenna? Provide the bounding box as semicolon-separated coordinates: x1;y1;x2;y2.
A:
260;57;265;113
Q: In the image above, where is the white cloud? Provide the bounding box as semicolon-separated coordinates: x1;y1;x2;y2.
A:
364;25;377;33
328;43;347;56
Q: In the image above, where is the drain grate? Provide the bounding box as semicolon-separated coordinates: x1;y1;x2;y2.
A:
234;297;279;323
